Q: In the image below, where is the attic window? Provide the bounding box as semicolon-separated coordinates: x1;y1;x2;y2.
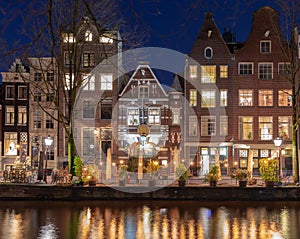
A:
208;30;212;38
100;33;113;43
63;33;76;43
204;47;213;59
85;30;93;41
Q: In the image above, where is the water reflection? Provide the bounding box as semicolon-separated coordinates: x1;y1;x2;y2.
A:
0;201;299;239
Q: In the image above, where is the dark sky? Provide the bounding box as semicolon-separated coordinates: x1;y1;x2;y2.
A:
0;0;277;74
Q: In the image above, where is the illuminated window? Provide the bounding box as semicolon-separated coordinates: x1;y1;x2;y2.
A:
238;63;253;75
278;90;292;106
189;116;198;136
220;90;227;106
4;132;17;156
189;89;197;106
201;116;216;136
172;108;180;124
63;33;76;43
239;90;253;106
64;74;74;90
100;34;113;43
82;52;95;67
189;65;197;78
260;41;271;53
201;90;215;108
6;106;14;125
220;116;228;136
148;108;160;125
238;116;253;140
258;90;273;106
278;116;292;140
201;65;216;83
85;30;92;41
259;116;273;140
258;63;273;79
83;75;95;91
220;65;228;78
100;74;113;90
18;106;27;125
127;108;139;126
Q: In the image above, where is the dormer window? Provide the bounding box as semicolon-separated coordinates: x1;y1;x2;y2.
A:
85;30;92;41
100;33;113;43
260;41;271;53
63;33;76;43
204;47;213;59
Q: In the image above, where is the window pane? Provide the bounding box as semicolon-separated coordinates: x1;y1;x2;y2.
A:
201;116;216;136
100;74;113;90
189;65;197;78
220;65;228;78
201;66;216;83
239;90;253;106
278;90;292;106
201;90;215;108
258;90;273;106
238;116;253;140
239;63;253;75
259;116;273;140
278;116;292;140
259;63;272;79
189;89;197;106
220;90;227;106
189;116;198;136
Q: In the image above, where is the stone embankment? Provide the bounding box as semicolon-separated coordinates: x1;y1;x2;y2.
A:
0;184;300;201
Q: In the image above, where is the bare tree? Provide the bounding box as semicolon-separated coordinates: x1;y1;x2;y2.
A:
1;0;146;174
273;0;300;182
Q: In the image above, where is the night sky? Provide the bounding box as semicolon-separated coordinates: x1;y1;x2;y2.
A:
0;0;277;75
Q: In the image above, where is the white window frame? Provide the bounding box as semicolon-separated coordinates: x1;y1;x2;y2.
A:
220;89;227;107
127;108;139;126
278;89;292;106
189;116;198;136
201;116;216;136
258;89;273;107
18;106;27;125
220;116;228;136
148;108;160;125
239;89;253;106
201;65;216;83
204;47;213;59
189;65;197;78
83;74;95;91
258;63;273;80
260;40;271;53
100;73;113;90
238;116;253;140
18;86;27;100
6;106;14;125
172;108;180;125
259;116;273;140
201;89;216;108
238;63;253;75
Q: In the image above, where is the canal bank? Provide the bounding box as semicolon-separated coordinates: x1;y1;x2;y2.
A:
0;183;300;201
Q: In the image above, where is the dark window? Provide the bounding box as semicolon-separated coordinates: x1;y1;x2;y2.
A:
34;73;42;81
101;99;112;119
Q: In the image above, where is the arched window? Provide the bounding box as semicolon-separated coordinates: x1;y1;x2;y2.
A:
204;47;213;59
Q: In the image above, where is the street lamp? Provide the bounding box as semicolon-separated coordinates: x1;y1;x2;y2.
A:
44;135;53;183
274;137;283;179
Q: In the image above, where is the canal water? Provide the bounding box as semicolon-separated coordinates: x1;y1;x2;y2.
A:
0;200;299;239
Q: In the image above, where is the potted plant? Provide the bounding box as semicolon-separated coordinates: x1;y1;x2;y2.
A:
118;165;128;186
259;158;279;187
146;160;160;186
84;164;100;186
73;156;83;186
205;166;220;186
235;169;250;187
175;163;190;187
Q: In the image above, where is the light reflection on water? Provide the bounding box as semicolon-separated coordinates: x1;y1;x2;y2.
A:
0;201;298;239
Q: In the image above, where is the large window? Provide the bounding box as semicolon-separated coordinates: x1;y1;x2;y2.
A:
83;52;95;67
82;128;94;156
83;75;95;91
238;63;253;75
6;106;14;125
83;100;95;118
101;99;112;119
33;109;41;129
46;111;54;129
238;116;253;140
63;33;76;43
172;108;180;125
33;90;41;102
258;63;273;79
18;86;27;99
189;65;197;78
127;108;139;126
189;89;197;107
100;74;113;90
139;86;149;98
220;65;228;78
189;116;198;136
259;116;273;140
18;106;27;125
260;41;271;53
201;66;216;83
220;90;227;106
201;90;215;108
278;90;292;106
85;30;93;41
6;86;15;99
220;116;228;136
239;90;253;106
278;116;292;140
34;73;42;81
201;116;216;136
278;63;291;75
148;108;160;125
4;132;17;156
258;90;273;106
